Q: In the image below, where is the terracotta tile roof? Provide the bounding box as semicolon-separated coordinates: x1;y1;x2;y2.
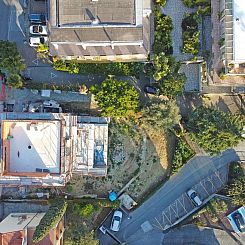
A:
0;231;24;245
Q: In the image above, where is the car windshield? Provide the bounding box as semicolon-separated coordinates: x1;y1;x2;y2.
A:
40;37;45;44
114;216;120;221
190;192;197;199
33;26;39;33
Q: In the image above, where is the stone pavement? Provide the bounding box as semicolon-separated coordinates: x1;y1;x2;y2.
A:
162;0;196;61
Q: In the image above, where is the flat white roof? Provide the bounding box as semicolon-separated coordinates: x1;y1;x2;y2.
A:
0;213;45;233
8;121;61;173
233;0;245;62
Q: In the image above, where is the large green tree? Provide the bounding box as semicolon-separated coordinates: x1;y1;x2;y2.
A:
187;106;244;154
0;40;25;75
142;99;181;131
90;77;139;118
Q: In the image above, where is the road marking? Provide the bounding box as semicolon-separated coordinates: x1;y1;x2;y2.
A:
7;9;13;40
32;58;39;66
51;72;57;79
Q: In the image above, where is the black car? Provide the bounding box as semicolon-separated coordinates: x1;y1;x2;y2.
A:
232;212;245;232
144;85;160;95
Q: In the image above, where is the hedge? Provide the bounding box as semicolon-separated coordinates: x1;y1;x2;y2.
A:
32;199;67;243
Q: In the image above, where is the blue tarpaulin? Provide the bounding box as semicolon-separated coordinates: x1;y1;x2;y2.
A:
109;191;117;201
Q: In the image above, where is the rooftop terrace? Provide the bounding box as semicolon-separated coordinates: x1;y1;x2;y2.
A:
2;120;61;174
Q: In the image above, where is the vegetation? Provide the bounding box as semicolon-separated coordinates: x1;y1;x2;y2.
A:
171;138;194;175
155;0;167;7
32;199;67;243
74;203;94;217
53;60;79;74
182;0;211;16
0;40;25;88
154;8;173;55
182;14;200;55
142;99;181;131
64;231;99;245
225;162;245;206
187;106;244;154
53;59;144;78
159;73;186;98
37;43;49;53
6;73;23;88
90;77;140;118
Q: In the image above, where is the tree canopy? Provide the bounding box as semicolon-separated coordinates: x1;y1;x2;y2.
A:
187;106;244;154
0;40;25;75
6;73;23;88
90;77;140;118
142;99;181;131
64;232;99;245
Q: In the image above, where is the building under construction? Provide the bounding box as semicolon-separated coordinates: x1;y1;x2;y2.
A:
0;113;109;187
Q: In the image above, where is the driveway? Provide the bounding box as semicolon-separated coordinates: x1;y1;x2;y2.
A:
98;149;241;245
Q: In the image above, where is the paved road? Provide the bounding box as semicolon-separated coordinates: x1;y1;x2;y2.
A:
163;224;245;245
99;149;241;245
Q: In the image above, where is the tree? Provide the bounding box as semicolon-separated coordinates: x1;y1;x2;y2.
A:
0;40;25;75
90;77;139;118
142;99;181;131
6;74;23;88
187;106;244;154
227;178;245;206
32;199;68;243
159;73;186;98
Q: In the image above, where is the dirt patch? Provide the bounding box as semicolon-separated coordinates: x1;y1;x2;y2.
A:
68;121;175;201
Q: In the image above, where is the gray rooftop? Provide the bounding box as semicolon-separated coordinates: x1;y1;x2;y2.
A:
50;27;143;42
56;0;135;26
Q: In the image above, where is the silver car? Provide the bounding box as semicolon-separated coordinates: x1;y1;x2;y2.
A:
110;210;123;232
187;189;202;206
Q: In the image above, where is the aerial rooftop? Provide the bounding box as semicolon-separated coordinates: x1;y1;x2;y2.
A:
58;0;136;26
233;0;245;62
1;120;61;175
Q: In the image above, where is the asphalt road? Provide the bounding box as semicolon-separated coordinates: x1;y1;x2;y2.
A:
0;0;11;40
98;149;241;245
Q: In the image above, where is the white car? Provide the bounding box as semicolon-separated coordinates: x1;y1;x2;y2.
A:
187;189;202;206
29;36;48;47
110;210;123;232
29;25;48;35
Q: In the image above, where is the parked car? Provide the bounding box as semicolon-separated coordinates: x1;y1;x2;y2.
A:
29;36;48;47
110;210;123;232
187;189;202;206
144;85;160;96
232;212;245;232
30;25;48;35
29;14;46;24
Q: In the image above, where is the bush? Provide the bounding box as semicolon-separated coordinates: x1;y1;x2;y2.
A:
79;204;94;217
154;8;173;55
155;0;167;7
53;60;144;78
182;14;200;55
6;74;23;88
32;199;67;243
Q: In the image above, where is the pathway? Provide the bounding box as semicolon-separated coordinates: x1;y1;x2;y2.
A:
162;0;196;61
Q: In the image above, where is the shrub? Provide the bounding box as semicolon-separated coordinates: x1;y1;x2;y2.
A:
154;8;173;55
155;0;167;7
32;199;67;243
6;74;23;88
79;204;94;217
